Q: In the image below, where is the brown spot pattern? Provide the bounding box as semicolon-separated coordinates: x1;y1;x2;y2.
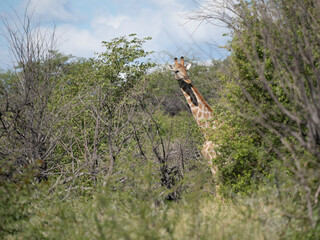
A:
192;108;198;116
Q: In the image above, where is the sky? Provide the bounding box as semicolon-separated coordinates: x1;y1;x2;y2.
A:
0;0;230;69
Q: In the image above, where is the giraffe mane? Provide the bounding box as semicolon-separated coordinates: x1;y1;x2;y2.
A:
192;86;213;112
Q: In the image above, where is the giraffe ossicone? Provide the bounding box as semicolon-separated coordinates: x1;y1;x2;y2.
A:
169;56;217;177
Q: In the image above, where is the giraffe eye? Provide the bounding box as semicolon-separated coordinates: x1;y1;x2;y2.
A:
175;70;179;73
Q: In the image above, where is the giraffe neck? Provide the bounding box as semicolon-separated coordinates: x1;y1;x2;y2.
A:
178;80;214;139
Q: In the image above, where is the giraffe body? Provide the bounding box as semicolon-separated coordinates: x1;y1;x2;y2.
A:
169;57;218;176
201;141;218;176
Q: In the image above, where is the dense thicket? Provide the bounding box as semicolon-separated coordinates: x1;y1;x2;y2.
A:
1;0;320;239
192;0;320;237
0;10;215;237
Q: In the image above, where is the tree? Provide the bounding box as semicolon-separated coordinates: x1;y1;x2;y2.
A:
0;5;69;182
48;34;155;191
192;0;320;230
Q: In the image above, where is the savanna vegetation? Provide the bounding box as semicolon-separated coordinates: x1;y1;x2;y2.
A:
1;0;319;239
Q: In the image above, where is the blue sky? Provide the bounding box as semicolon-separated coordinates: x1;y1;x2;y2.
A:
0;0;229;69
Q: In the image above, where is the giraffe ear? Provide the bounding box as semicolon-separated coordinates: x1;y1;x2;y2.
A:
167;64;175;71
185;63;192;70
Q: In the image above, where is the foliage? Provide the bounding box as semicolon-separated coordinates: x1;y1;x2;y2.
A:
4;180;286;240
51;34;155;185
2;0;320;238
232;0;320;227
195;0;320;234
0;183;31;238
190;0;320;236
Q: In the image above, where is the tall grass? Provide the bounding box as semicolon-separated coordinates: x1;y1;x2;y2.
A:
4;182;287;240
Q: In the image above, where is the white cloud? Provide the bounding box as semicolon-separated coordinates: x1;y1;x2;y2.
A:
84;1;229;59
28;0;80;22
93;15;129;29
55;25;102;57
32;0;230;60
0;0;230;69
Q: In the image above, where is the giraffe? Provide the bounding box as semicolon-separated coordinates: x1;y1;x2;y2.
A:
168;57;218;176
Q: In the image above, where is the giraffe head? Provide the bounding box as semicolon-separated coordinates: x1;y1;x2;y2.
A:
168;57;192;84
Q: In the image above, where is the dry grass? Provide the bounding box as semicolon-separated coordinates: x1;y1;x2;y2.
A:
5;189;286;240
